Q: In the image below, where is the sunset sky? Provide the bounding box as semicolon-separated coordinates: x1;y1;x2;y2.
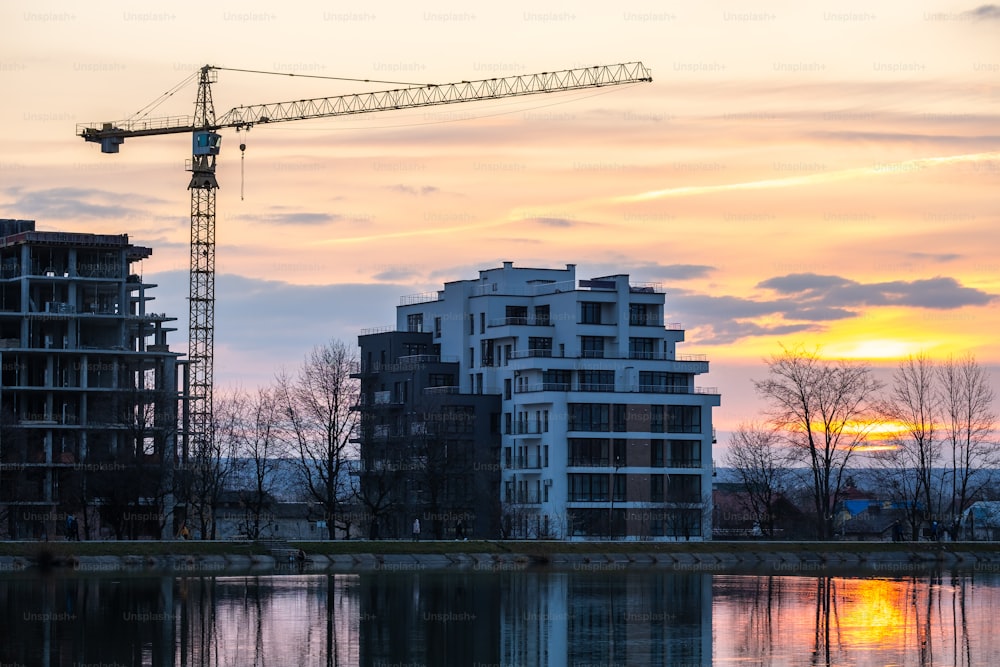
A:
2;0;998;455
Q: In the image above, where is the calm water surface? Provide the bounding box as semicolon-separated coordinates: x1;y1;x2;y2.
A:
1;567;998;666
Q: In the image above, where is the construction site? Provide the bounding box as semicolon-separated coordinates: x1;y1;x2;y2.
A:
0;218;182;540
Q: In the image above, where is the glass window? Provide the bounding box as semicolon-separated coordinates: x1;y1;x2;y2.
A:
581;301;602;324
581;336;604;359
579;370;613;392
569;404;610;432
629;337;656;359
534;304;550;325
639;372;689;393
650;475;664;502
666;406;702;433
528;337;553;357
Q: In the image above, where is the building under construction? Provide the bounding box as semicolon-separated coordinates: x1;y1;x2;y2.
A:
0;219;182;540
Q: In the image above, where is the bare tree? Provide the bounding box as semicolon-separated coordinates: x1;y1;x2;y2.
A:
90;364;178;539
276;339;359;540
754;345;882;539
725;422;787;538
870;354;941;540
940;353;998;536
184;391;240;540
232;386;281;540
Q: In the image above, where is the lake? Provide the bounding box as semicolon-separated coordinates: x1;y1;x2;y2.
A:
1;566;998;665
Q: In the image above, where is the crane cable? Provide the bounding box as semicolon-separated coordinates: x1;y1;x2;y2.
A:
214;66;428;87
128;70;200;123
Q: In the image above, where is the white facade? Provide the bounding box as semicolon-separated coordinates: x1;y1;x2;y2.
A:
396;262;720;541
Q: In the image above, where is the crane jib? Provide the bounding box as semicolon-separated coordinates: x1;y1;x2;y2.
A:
75;59;651;455
77;61;652;149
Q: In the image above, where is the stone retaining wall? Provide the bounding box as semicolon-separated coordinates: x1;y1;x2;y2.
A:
4;548;1000;575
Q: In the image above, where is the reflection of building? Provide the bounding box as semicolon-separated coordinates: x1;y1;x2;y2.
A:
501;571;712;665
359;572;501;665
0;219;182;539
392;262;720;540
353;330;501;539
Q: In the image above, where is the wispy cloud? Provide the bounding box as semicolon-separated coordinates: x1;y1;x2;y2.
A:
611;152;1000;203
1;186;165;222
386;184;440;196
758;273;995;310
235;212;341;225
668;272;996;345
965;4;1000;20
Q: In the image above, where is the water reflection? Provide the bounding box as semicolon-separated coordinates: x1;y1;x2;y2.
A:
713;572;1000;666
1;568;999;665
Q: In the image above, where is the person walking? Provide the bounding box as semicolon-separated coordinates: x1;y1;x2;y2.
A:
412;518;421;541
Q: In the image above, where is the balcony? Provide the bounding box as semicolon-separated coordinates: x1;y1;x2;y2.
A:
423;385;460;395
577;383;615;393
512;423;544;436
568;458;610;467
509;348;554;359
515;382;570;393
511;455;542;470
635;385;719;395
488;317;553;327
567;493;610;503
399;292;438;305
355;355;459;375
664;459;703;469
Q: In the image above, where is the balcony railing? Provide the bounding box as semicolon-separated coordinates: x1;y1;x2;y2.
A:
423;385;460;395
399;292;439;305
578;383;615;392
511;456;542;469
508;350;706;365
515;382;570;393
509;348;553;359
488;317;553;327
637;384;689;394
356;356;459;374
567;493;610;503
568;458;610;467
397;354;442;364
663;459;703;469
474;279;574;297
638;385;719;395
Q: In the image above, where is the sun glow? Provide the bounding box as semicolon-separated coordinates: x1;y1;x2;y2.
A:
824;339;923;361
837;580;909;647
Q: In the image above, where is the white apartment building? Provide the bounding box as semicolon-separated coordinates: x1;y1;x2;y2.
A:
396;262;720;541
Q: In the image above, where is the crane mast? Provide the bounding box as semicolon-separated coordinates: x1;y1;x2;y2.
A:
187;66;220;456
78;61;652;461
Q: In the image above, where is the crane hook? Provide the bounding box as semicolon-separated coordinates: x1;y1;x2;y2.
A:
239;138;247;201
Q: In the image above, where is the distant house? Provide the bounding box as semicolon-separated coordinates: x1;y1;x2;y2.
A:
834;498;909;541
960;502;1000;541
711;484;809;539
211;491;364;541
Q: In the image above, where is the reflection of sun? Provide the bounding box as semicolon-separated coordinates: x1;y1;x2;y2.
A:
837;579;907;646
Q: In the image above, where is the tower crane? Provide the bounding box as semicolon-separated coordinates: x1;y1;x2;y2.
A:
77;62;653;455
